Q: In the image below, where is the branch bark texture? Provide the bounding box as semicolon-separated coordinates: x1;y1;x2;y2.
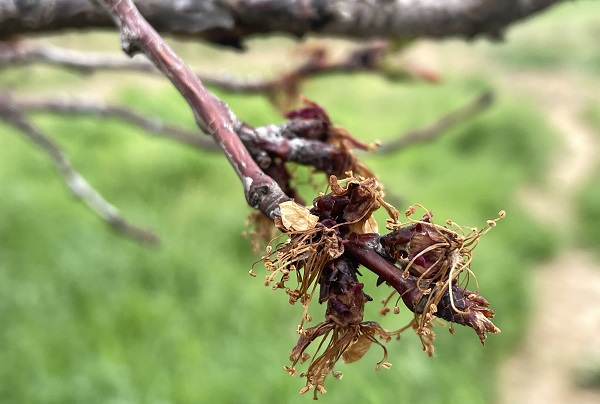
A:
97;0;291;219
1;0;563;45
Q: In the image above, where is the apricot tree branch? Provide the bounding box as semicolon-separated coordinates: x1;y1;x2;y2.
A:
0;40;438;110
97;0;290;219
96;2;500;343
378;91;494;153
14;97;218;151
0;95;159;244
1;0;564;46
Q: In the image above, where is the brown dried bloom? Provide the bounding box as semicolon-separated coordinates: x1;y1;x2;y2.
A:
255;201;343;327
256;174;395;326
284;98;380;178
244;210;279;254
378;205;505;353
286;258;391;400
255;172;503;396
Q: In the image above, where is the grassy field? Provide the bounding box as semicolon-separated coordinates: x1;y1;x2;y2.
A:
1;2;599;403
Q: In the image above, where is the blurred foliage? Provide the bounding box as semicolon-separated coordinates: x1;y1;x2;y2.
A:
5;1;600;402
576;103;600;251
484;1;600;72
574;361;600;390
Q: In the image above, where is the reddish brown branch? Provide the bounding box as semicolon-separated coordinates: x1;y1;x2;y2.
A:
94;6;500;390
95;2;499;324
97;0;290;219
243;121;353;176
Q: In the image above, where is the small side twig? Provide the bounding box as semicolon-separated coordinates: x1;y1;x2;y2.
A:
0;95;159;244
15;97;218;151
0;41;156;73
378;91;494;153
11;96;355;173
0;40;439;110
0;41;270;91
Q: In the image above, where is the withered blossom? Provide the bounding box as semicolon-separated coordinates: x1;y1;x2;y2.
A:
378;205;504;351
256;174;504;398
286;257;391;399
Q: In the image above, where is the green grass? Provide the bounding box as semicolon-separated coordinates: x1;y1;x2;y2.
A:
575;103;600;252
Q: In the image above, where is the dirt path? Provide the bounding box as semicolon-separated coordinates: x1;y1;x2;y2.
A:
498;71;600;404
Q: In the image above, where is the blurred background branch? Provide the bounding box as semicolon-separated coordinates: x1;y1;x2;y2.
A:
0;94;159;244
1;0;564;45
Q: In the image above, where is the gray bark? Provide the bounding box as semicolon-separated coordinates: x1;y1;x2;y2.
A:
0;0;563;47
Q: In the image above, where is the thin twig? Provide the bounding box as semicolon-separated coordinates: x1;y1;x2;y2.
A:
0;41;156;73
0;95;159;244
0;41;438;109
0;41;271;91
378;91;494;153
12;96;354;174
16;97;218;150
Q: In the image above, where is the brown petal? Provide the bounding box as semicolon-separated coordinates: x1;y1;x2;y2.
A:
342;334;373;364
279;201;319;231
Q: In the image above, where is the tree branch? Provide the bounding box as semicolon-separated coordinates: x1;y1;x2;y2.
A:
0;40;439;110
9;95;360;176
13;97;218;151
0;95;159;244
96;0;498;328
378;91;494;153
96;0;291;219
1;0;564;46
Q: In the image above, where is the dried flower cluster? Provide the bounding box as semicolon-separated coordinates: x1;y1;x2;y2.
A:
255;175;503;399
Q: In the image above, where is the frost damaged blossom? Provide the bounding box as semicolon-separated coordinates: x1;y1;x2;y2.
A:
284;97;380;179
285;257;391;399
378;205;505;353
255;175;504;398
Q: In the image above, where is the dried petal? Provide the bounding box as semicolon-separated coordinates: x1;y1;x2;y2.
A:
279;201;319;231
342;334;372;364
